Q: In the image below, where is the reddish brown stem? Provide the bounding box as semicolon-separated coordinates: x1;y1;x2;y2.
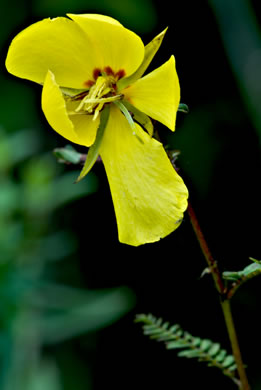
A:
186;201;225;295
186;201;251;389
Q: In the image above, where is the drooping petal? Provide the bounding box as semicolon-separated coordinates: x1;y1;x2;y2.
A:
123;55;180;131
42;71;78;143
42;71;99;146
67;13;145;77
100;106;188;246
66;100;100;147
6;17;100;88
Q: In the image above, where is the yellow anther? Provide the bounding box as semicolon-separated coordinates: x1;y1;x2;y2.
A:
73;75;122;118
93;103;104;121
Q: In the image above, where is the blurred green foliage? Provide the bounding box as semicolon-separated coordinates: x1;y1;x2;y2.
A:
0;1;157;388
0;126;135;389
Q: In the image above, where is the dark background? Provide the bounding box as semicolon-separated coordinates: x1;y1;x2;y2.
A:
0;0;260;389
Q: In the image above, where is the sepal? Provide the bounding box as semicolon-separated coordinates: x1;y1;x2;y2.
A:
75;105;110;182
117;28;168;91
122;100;154;137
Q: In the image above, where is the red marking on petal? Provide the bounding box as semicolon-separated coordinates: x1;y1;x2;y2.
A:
84;80;95;88
104;66;114;76
115;69;126;80
93;68;102;80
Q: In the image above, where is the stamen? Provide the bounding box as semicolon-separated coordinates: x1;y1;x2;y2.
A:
71;68;125;120
93;103;104;121
98;87;112;98
82;94;123;105
75;96;88;112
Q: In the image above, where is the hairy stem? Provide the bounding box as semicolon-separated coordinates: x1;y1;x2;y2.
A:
186;201;251;389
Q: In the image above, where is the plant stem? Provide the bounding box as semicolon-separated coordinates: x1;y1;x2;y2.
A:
186;202;225;295
186;201;251;389
221;300;250;390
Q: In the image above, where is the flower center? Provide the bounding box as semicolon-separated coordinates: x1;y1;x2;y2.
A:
68;67;125;121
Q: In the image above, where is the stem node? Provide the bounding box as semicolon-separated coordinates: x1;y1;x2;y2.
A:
187;201;251;389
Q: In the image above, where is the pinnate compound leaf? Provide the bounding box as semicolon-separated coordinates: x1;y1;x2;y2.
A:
135;314;238;382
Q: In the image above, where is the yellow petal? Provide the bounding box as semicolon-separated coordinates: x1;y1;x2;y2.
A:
70;14;123;26
66;100;100;147
100;106;188;246
123;55;180;131
6;17;99;88
42;71;99;147
67;13;144;77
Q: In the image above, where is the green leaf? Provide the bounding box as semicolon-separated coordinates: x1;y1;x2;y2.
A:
225;258;261;299
75;105;110;183
191;337;202;348
178;103;189;113
208;343;221;357
222;271;242;281
222;355;235;368
27;360;61;390
215;349;227;363
178;350;200;358
169;324;181;333
249;257;261;264
200;339;212;352
227;364;237;372
242;262;261;277
53;145;83;164
117;28;168;91
223;261;261;281
166;341;190;350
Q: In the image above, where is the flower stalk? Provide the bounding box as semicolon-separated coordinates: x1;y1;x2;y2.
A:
186;202;251;390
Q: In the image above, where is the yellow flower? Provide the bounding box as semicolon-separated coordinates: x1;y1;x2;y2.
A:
6;14;188;246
